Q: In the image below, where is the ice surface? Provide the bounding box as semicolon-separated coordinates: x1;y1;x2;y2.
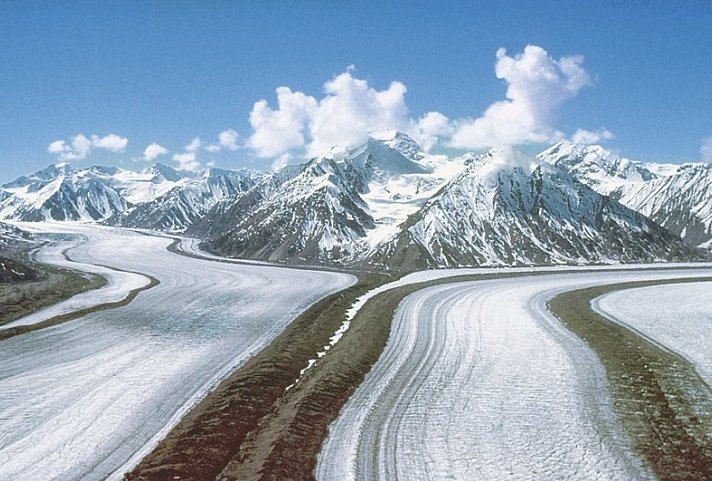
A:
595;281;712;387
1;224;149;329
0;223;354;481
317;267;712;481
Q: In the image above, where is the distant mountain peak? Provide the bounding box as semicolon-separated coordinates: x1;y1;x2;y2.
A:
147;162;182;181
467;147;543;179
538;140;654;194
367;130;424;159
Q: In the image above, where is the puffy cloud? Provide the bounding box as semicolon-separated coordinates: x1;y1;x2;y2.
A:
48;140;68;154
142;143;168;161
306;72;410;156
91;133;128;152
218;128;239;150
571;128;614;145
450;45;592;149
173;130;240;169
205;128;240;152
247;70;414;159
171;137;208;170
48;133;128;161
271;153;293;172
248;87;317;157
246;47;594;162
410;112;454;151
172;151;200;171
701;137;712;163
185;137;202;152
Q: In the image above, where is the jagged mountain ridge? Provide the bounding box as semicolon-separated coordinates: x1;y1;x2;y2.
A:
612;163;712;248
537;140;656;194
190;131;464;263
105;168;259;232
194;134;700;268
0;221;38;283
539;141;712;248
1;133;707;269
192;156;374;261
0;164;129;221
367;148;695;270
0;163;261;232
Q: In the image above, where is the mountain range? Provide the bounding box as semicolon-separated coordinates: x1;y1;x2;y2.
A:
1;131;709;270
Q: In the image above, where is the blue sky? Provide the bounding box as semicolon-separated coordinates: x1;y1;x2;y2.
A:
1;1;711;182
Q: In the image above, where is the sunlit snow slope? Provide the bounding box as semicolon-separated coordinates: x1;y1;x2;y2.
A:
0;223;354;481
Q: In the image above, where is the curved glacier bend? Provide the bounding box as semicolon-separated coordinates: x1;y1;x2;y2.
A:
317;268;712;481
0;223;355;481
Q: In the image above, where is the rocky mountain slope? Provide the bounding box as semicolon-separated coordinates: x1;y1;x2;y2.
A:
0;164;129;221
0;222;38;283
537;140;656;194
1;133;707;270
105;168;258;232
190;131;463;263
539;141;712;248
194;135;699;269
0;163;259;232
367;148;694;269
612;163;712;248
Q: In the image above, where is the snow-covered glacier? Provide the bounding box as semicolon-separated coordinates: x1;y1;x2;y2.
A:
317;267;712;481
0;223;354;481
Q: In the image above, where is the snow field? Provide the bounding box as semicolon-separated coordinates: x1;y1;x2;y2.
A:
0;223;354;481
317;267;712;481
594;281;712;389
2;223;151;329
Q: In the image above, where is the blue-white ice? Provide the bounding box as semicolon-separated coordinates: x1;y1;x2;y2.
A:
317;267;712;481
0;223;354;481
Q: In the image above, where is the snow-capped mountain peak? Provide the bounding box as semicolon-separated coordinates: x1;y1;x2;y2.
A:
2;134;706;269
467;147;545;187
146;162;184;182
537;140;655;194
367;147;695;270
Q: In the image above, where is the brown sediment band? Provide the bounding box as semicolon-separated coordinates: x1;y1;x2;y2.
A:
549;277;712;481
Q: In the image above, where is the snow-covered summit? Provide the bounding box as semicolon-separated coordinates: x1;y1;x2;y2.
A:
539;140;712;249
2;134;708;268
538;140;655;194
367;147;694;269
612;162;712;247
0;162;259;225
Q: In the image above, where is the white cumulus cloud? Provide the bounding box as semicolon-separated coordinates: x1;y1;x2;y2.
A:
450;45;593;149
91;133;129;152
172;151;200;171
48;133;128;161
571;128;614;144
701;137;712;163
205;128;240;152
171;137;206;170
248;87;318;158
245;46;594;162
185;137;202;152
247;69;415;159
271;153;293;172
306;71;410;156
218;128;239;150
48;140;68;154
142;143;168;162
410;112;454;151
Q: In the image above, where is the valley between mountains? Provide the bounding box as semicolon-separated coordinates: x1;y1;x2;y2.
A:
1;132;712;481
